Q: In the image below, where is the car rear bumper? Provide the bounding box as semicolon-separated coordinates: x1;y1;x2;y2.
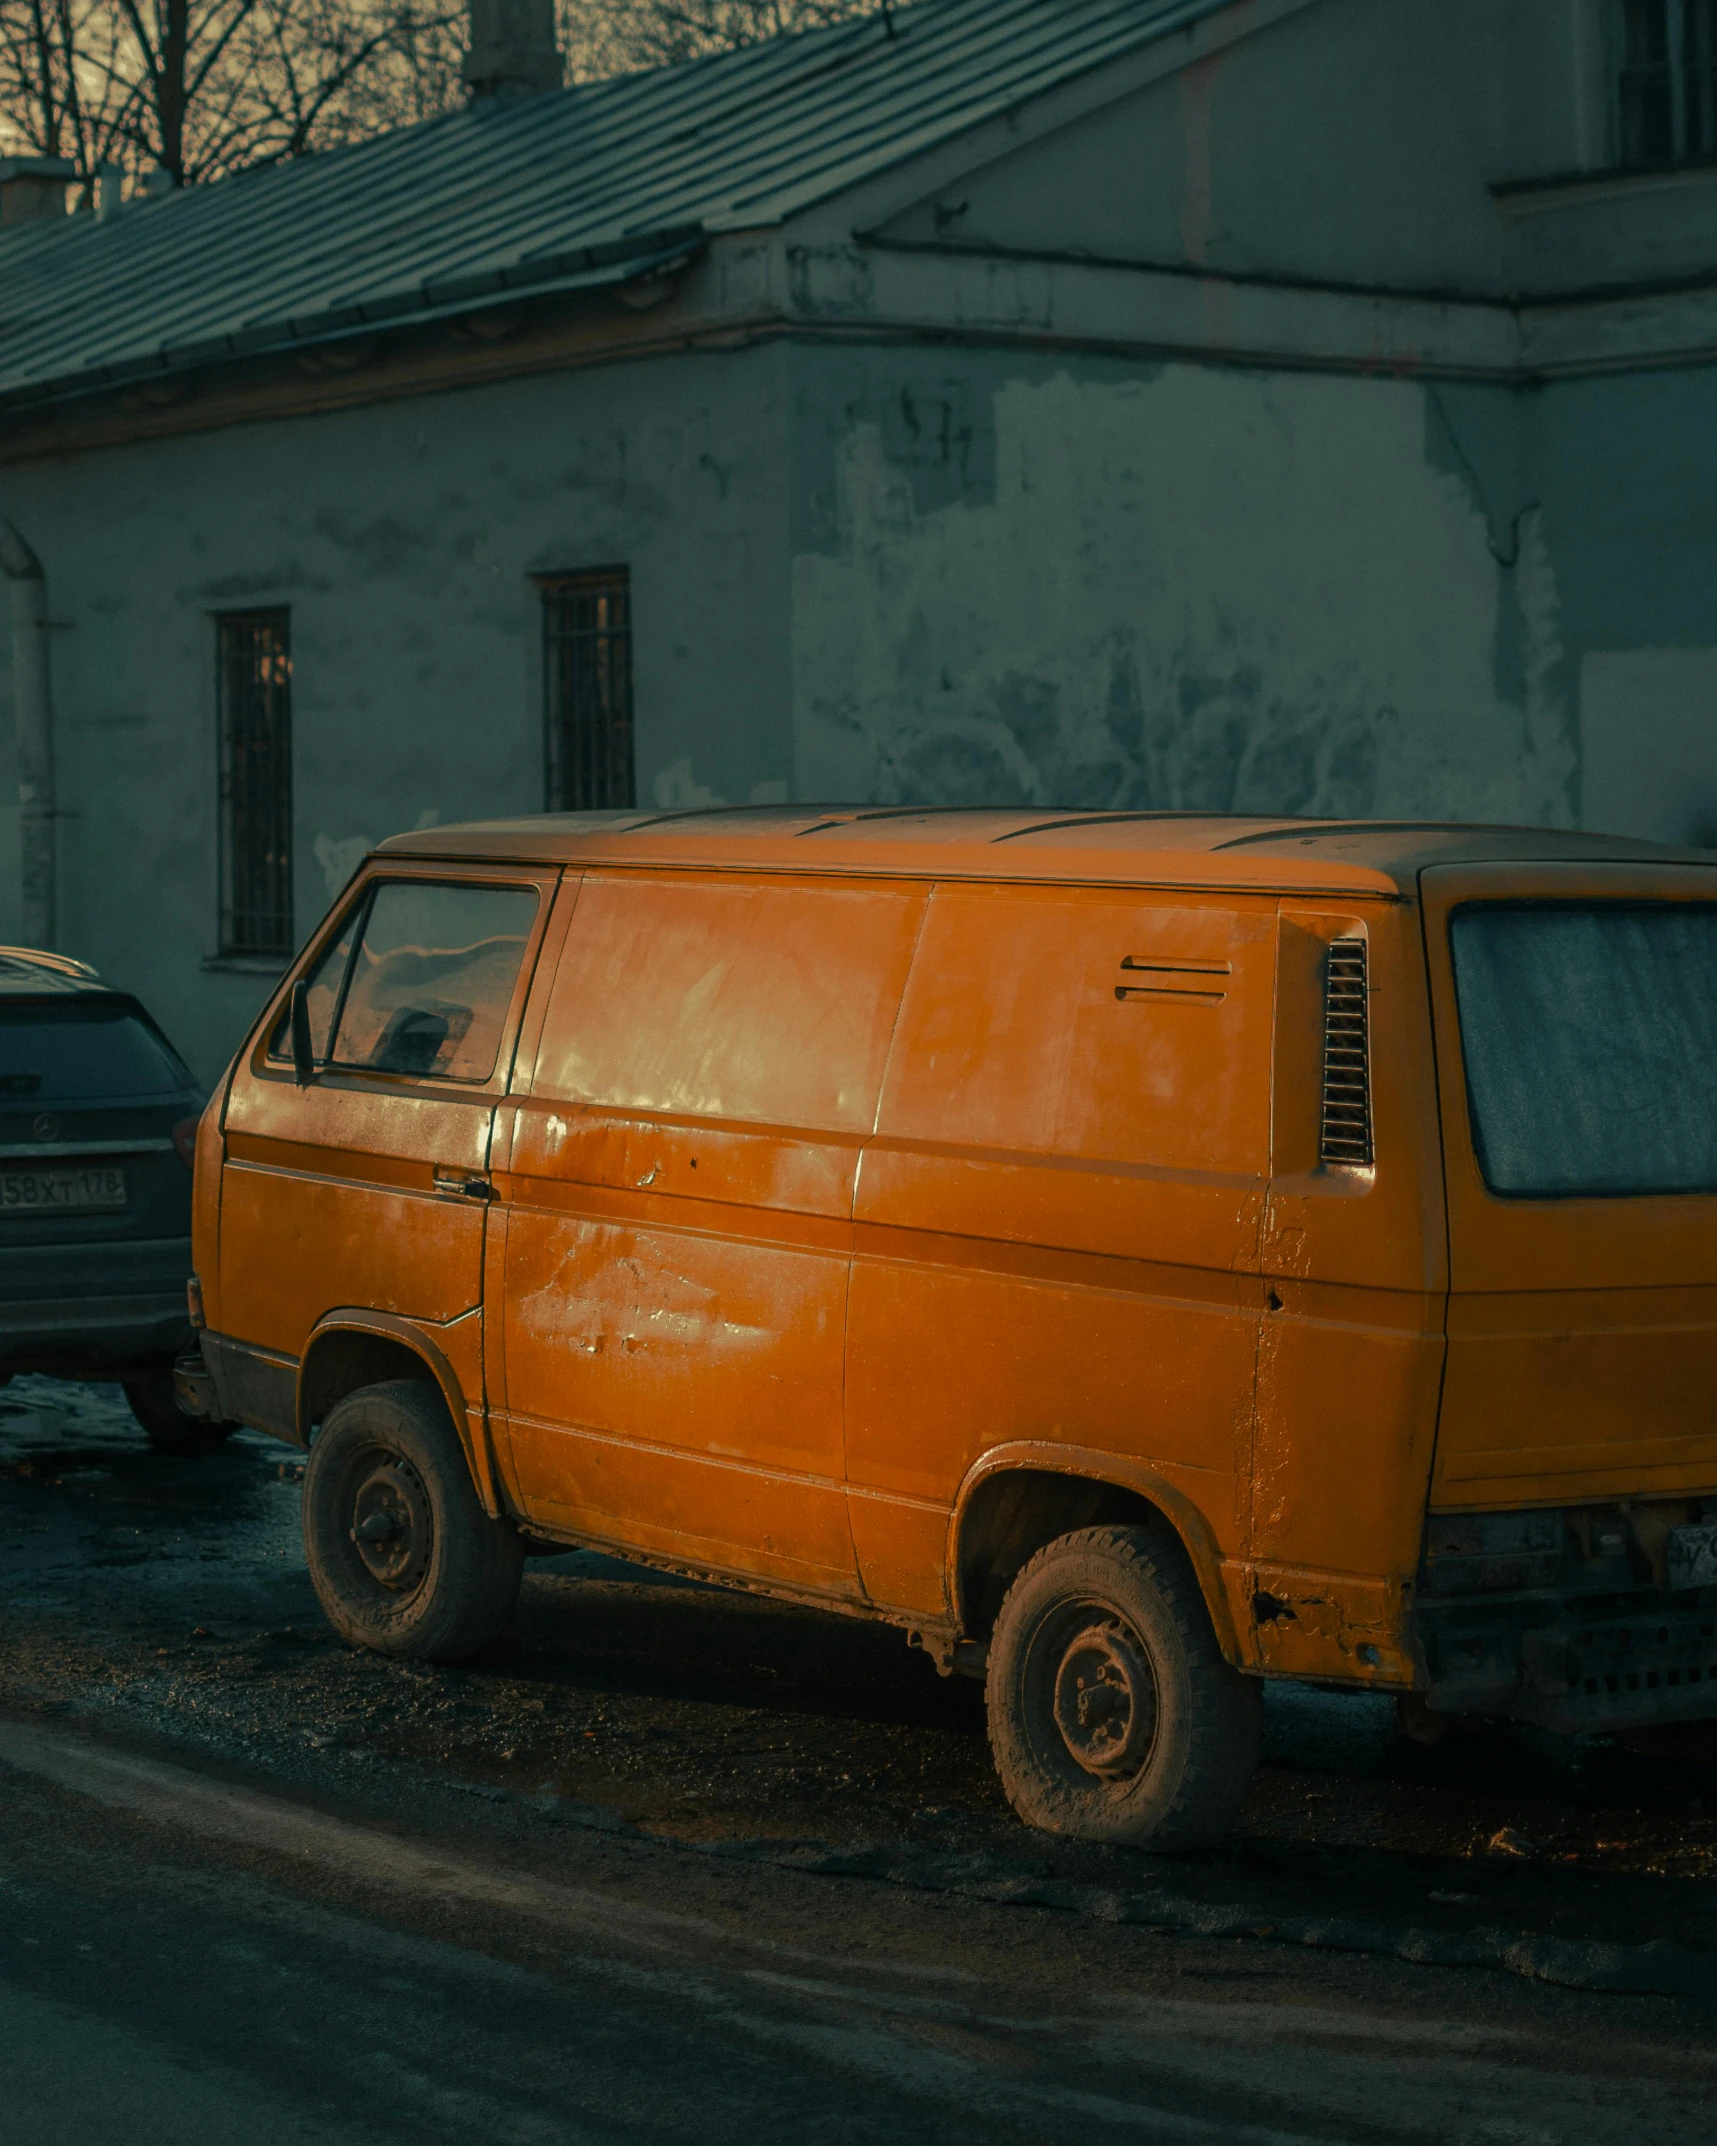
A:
0;1236;191;1371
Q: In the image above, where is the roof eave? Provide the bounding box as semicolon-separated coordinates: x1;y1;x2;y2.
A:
0;230;706;423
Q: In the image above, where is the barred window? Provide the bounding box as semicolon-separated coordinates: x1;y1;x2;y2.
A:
216;610;293;960
1619;0;1717;165
540;569;635;811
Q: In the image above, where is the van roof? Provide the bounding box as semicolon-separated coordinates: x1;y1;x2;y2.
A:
374;808;1715;897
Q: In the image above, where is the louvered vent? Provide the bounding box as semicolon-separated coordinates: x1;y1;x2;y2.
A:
1320;937;1373;1167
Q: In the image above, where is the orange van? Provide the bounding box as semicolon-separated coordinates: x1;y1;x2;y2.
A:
178;809;1717;1847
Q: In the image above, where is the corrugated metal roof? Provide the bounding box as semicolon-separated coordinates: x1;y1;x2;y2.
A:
0;0;1229;413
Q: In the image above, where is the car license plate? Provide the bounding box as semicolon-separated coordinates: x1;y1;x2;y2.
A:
1668;1522;1717;1593
0;1165;127;1213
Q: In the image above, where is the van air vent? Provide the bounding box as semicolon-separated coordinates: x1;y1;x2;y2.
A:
1320;936;1373;1167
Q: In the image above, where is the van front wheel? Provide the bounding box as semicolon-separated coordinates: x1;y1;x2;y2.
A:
303;1379;524;1661
985;1523;1261;1850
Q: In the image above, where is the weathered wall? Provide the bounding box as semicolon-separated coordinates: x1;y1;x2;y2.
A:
1538;361;1717;846
875;0;1620;298
789;337;1717;849
788;344;1577;824
0;345;792;1081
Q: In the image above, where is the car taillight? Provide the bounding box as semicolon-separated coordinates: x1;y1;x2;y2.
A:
187;1274;205;1329
172;1115;199;1170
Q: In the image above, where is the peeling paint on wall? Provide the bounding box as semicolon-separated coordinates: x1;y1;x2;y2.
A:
654;758;726;810
791;362;1579;824
313;833;372;898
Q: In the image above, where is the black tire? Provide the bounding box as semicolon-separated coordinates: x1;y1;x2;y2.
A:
985;1522;1262;1851
125;1367;235;1453
302;1379;523;1660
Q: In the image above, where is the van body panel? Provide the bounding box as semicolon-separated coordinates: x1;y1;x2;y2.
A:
845;1253;1257;1610
1437;1289;1717;1504
298;1304;493;1506
1246;1563;1412;1683
1248;901;1448;1671
845;884;1272;1612
220;1082;497;1352
951;1440;1244;1653
1423;863;1717;1512
492;870;925;1595
499;1213;858;1588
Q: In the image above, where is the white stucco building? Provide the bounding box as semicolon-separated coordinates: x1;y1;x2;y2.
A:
0;0;1714;1075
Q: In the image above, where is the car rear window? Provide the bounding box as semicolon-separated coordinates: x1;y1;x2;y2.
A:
0;999;192;1101
1451;902;1717;1197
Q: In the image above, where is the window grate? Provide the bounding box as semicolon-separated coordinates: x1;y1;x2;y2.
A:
541;568;635;811
1320;936;1374;1167
216;610;293;960
1620;0;1717;165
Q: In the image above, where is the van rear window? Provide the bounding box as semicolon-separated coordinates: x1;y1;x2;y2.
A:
1451;903;1717;1197
0;999;191;1100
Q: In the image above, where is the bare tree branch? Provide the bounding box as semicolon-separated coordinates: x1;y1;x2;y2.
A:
0;0;879;203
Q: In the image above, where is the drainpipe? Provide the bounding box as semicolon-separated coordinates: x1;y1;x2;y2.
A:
0;515;55;947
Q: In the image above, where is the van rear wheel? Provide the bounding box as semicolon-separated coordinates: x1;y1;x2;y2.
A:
985;1523;1261;1850
303;1379;524;1661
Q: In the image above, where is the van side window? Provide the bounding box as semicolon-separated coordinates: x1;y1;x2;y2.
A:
326;882;539;1083
533;874;924;1130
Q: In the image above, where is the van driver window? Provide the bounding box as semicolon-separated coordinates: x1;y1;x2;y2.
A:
326;882;538;1083
268;904;361;1066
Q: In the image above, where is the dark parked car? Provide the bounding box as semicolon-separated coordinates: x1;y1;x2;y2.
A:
0;947;222;1448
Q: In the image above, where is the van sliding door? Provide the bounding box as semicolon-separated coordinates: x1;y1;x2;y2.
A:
491;869;925;1601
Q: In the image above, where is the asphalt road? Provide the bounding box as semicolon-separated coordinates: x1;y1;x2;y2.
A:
3;1376;1717;2142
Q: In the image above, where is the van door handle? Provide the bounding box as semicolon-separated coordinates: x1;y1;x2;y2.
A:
433;1172;494;1201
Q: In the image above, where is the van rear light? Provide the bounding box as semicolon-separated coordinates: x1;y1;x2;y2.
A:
172;1115;199;1170
187;1274;205;1329
1320;937;1373;1166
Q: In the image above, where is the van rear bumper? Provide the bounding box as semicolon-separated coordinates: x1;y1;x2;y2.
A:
1414;1594;1717;1732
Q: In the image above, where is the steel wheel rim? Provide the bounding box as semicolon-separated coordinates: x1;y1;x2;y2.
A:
343;1446;433;1596
1042;1603;1159;1782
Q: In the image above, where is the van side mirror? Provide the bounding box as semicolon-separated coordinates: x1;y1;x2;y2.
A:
289;979;315;1087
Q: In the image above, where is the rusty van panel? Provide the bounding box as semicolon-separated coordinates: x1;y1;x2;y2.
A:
846;885;1273;1611
524;872;922;1132
500;1208;857;1588
1250;902;1446;1624
861;887;1273;1263
1437;1288;1717;1505
494;871;927;1595
845;1251;1257;1617
1424;863;1717;1511
221;1111;491;1350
